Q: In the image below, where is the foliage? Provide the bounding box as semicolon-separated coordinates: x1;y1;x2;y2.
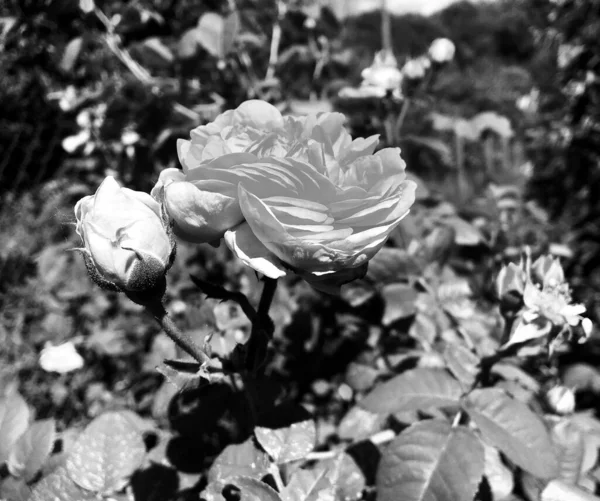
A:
1;1;600;501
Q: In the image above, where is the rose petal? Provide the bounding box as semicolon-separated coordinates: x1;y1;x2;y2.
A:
164;181;243;244
224;223;288;279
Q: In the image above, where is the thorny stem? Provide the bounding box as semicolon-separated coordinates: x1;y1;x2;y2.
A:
257;277;278;320
145;301;211;365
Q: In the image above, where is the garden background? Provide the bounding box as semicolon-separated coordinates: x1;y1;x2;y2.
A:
2;0;600;500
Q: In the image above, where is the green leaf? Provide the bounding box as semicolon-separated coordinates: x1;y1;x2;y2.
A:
338;406;385;441
551;419;584;484
366;248;421;284
444;344;480;389
208;438;271;482
464;388;558;478
8;419;56;481
376;420;484;501
381;283;418;326
360;369;462;415
255;420;316;464
0;392;30;464
202;476;282;501
316;453;366;501
29;467;96;501
194;11;239;59
65;411;146;494
0;477;30;501
281;468;334;501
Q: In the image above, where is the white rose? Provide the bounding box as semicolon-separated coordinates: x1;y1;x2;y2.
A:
75;177;174;292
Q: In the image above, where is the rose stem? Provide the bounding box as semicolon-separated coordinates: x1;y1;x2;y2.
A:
145;301;210;365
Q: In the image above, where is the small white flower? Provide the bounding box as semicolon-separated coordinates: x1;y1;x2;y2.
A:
429;38;455;63
40;342;84;374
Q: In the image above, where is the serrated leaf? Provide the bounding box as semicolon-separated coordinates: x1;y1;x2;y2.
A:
360;369;462;415
0;392;30;464
195;11;238;59
366;248;421;284
29;466;96;501
66;411;146;494
444;344;480;388
408;312;438;345
8;419;56;481
316;453;366;501
178;28;200;58
0;477;30;501
338;406;385;442
221;11;240;56
202;476;282;501
464;388;558;478
345;363;379;392
255;420;316;464
60;37;83;72
491;363;541;392
281;468;334;501
376;420;484;501
552;419;584;484
208;438;271;483
381;283;418;326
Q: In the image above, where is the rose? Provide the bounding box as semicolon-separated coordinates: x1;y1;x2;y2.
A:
156;100;416;292
428;38;455;63
360;50;403;92
402;56;430;80
75;176;175;293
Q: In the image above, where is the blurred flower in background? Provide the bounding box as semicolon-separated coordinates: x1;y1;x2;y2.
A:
39;342;84;374
428;37;455;64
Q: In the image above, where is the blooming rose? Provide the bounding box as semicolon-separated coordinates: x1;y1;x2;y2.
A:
75;176;175;292
428;38;455;64
156;100;416;292
360;50;403;92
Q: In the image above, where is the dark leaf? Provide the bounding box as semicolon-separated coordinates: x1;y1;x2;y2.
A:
377;420;484;501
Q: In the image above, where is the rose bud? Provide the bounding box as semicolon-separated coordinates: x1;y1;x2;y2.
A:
428;38;456;64
74;176;175;295
546;385;576;415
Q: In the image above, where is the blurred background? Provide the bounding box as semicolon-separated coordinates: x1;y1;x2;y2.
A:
1;0;600;496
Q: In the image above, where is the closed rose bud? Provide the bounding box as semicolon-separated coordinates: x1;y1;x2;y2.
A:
546;386;576;415
75;176;175;293
428;38;455;64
